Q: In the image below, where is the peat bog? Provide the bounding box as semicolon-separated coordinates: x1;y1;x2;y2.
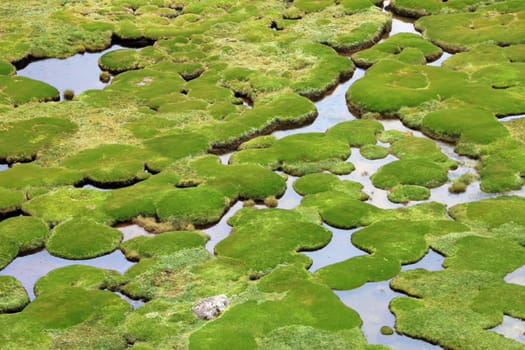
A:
0;0;525;349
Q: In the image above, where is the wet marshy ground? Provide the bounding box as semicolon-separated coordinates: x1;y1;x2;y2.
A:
1;1;525;349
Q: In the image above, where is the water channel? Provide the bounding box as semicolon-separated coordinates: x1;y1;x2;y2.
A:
1;4;524;348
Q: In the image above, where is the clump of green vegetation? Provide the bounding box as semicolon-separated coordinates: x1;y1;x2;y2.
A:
0;287;130;348
0;187;25;214
293;172;367;200
0;276;29;313
389;0;505;17
156;186;228;228
326;119;384;147
23;187;111;225
317;219;469;289
0;61;15;76
360;144;389;160
371;159;449;189
263;195;279;207
348;59;525;119
120;231;208;261
99;71;111;83
0;76;59;106
449;173;477;193
352;33;442;68
189;155;287;200
449;196;525;230
421;108;509;156
34;265;120;296
415;2;525;52
0;216;49;268
63;89;75;101
46;218;123;259
260;325;388;349
380;326;394;335
0;118;78;163
190;265;365;349
231;132;351;176
388;185;430;203
215;207;331;272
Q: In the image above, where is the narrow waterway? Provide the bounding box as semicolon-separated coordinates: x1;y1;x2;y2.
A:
0;249;134;300
16;44;136;99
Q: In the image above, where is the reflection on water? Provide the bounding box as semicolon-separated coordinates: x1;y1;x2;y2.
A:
0;164;8;171
401;249;445;272
491;315;525;344
342;148;402;209
16;45;128;99
390;16;418;36
303;226;364;272
505;265;525;286
114;291;145;310
277;174;302;209
499;114;525;122
82;184;111;191
204;201;243;254
428;52;452;67
0;249;134;300
335;280;442;350
273;68;363;139
219;152;233;165
117;224;154;242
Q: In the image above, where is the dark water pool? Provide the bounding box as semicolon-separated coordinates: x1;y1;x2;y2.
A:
16;45;129;99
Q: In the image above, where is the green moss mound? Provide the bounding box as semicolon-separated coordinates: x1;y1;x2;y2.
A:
189;265;363;349
293;172;367;199
317;220;469;289
389;0;504;17
46;218;122;259
23;187;111;225
216;208;331;272
391;268;525;350
120;231;208;260
388;185;430;204
301;190;382;228
0;216;49;269
449;196;525;230
416;4;525;52
380;326;394;335
231;132;351;176
0;187;25;214
156;187;228;227
352;33;442;68
422;108;509;148
0;76;59;106
189;155;287;200
0;216;49;254
0;61;15;76
391;136;455;168
360;144;389;160
347;60;525;118
99;49;145;73
0;118;78;163
0;276;29;313
371;159;449;189
34;265;120;296
144;132;210;169
62;144;150;185
23;287;130;329
0;164;82;191
259;325;387;349
326;119;384;147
